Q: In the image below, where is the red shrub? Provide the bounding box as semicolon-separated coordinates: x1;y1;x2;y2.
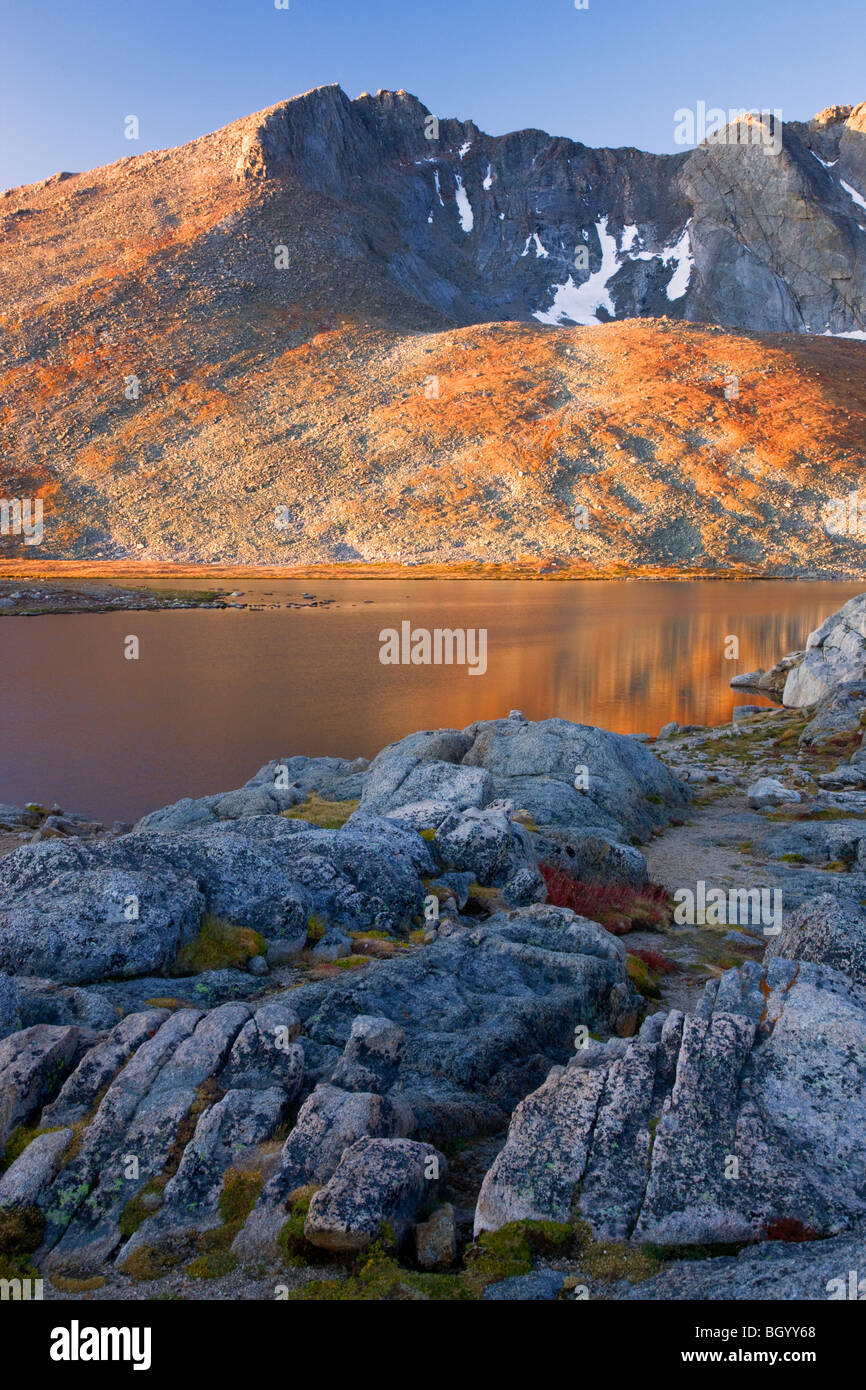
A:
762;1217;820;1243
629;947;678;975
541;864;673;935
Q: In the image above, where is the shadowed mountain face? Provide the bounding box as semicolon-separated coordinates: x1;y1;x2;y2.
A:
1;86;865;568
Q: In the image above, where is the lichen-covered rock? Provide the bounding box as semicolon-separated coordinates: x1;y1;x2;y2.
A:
41;1010;171;1127
233;1084;413;1259
119;1084;288;1261
330;1015;406;1094
476;959;866;1248
132;756;368;832
0;853;206;985
304;1136;446;1251
358;731;474;813
433;801;544;901
760;818;866;866
311;928;352;961
414;1202;457;1270
798;681;866;750
287;904;638;1139
0;1025;84;1145
765;894;866;986
461;716;688;841
244;755;369;802
0;1127;72;1207
365;759;495;821
133;795;224;833
620;1228;866;1301
782;596;866;707
484;1269;567;1301
42;1004;251;1274
218;999;304;1093
0;814;429;984
12;978;121;1032
211;785;301;819
0;971;22;1042
529;827;648;887
746;777;800;809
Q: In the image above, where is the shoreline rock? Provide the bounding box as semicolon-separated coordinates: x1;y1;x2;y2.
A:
3;689;866;1301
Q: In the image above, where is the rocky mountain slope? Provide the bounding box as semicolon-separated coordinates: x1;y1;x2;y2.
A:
2;86;866;569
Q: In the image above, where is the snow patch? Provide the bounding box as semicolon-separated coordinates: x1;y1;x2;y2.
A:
811;151;838;169
619;223;655;260
434;170;445;207
533;215;619;326
841;179;866;212
521;232;549;259
454;173;474;233
823;327;866;340
458;141;472;160
483;165;493;190
661;223;694;301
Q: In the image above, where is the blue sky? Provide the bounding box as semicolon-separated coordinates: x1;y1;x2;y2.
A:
1;0;863;190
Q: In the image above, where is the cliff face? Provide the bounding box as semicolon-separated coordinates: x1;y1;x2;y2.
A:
1;86;865;567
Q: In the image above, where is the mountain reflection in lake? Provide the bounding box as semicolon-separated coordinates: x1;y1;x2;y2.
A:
0;579;861;823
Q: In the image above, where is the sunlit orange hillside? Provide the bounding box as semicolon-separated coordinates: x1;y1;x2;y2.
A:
2;86;866;573
2;312;866;574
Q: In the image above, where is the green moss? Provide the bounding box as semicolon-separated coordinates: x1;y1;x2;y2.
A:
0;1252;39;1283
173;913;267;975
646;793;663;805
306;914;326;944
289;1243;473;1301
278;1186;319;1267
50;1274;106;1293
464;1220;572;1291
282;795;359;829
218;1168;263;1225
288;1217;647;1302
143;997;188;1010
118;1178;168;1240
779;853;806;864
2;1123;66;1172
120;1244;183;1282
626;953;661;1000
467;883;500;901
572;1219;662;1284
0;1204;44;1254
419;829;437;841
186;1249;237;1280
332;955;369;970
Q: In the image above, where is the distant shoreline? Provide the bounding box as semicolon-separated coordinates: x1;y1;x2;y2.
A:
0;560;850;584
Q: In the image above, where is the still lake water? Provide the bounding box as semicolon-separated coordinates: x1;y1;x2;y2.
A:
0;579;862;824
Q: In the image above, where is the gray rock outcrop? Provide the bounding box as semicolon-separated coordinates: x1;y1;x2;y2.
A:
476;958;866;1248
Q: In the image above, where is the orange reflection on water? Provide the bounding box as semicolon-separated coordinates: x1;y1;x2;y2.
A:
0;579;861;822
